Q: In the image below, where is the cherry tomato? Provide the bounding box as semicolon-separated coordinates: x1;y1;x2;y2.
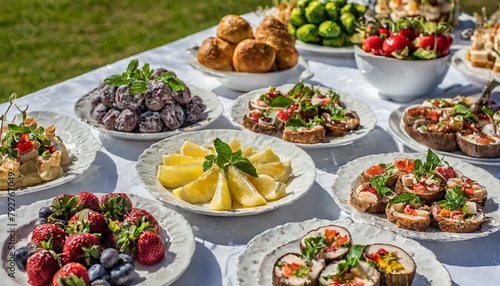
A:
415;35;436;50
365;165;385;176
14;133;34;153
362;36;384;55
436;35;450;56
382;35;412;58
378;27;391;38
397;28;417;41
360;186;378;196
429;110;440;121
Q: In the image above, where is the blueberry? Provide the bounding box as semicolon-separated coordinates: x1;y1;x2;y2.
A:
33;218;47;227
38;207;54;219
100;248;119;269
91;279;111;286
14;244;38;271
117;253;134;266
110;263;135;286
88;264;109;281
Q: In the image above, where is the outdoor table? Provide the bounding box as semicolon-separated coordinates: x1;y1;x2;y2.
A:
1;12;499;286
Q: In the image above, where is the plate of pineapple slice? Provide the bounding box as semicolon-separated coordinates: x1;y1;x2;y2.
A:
136;129;316;216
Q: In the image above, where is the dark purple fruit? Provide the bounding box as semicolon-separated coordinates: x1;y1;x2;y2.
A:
14;244;38;271
38;207;54;219
100;248;120;269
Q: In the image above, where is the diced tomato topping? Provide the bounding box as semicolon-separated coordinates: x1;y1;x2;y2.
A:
250;110;262;122
365;165;385;176
360;186;378;196
439;209;450;217
327;243;339;253
283;262;302;277
14;133;34;153
394;159;414;172
450;210;464;217
412;183;426;194
337;235;349;246
324;229;339;244
476;136;495;145
429;110;440;121
465;188;475;196
436;166;456;178
404;204;418;216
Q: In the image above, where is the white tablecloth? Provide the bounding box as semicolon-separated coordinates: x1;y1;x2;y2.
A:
1;12;499;286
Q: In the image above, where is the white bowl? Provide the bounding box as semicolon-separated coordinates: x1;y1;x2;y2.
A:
354;45;452;102
187;47;313;92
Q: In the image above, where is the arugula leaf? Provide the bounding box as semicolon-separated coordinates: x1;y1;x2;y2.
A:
301;236;326;261
370;174;392;198
413;149;443;180
288;81;305;99
337;245;365;275
202;138;257;177
482;106;494;118
323;104;347;121
269;96;294;108
7;124;31;134
389;193;421;206
286;116;308;128
453;104;478;122
437;186;467;211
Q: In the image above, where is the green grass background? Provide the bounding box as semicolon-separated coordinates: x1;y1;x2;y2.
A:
0;0;497;103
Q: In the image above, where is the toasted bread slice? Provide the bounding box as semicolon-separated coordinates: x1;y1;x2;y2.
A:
283;126;325;144
242;114;275;135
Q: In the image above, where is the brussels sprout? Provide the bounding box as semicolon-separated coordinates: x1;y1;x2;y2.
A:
318;20;341;38
298;0;313;9
349;31;364;44
329;0;347;7
340;12;357;34
296;24;321;43
305;1;326;24
340;4;357;16
354;3;367;16
324;2;339;21
288;24;297;38
290;7;308;27
322;36;344;47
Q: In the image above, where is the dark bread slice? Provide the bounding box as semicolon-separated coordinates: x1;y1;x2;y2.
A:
404;123;458;152
350;183;387;214
385;204;431;231
242;114;275;135
283;126;325;144
431;204;485;233
456;132;500;158
364;244;416;286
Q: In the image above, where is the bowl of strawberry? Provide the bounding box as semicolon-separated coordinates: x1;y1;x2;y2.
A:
354;18;454;102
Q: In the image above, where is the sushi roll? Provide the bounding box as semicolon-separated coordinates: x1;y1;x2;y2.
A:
273;253;326;286
319;245;380;286
432;186;485;233
385;193;431;231
300;225;352;263
364;244;416;286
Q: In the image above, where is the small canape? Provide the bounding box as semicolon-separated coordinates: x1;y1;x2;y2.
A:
364;244;416;286
385;193;431;231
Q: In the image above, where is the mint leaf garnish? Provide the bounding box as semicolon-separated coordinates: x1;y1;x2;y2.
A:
202;138;257;177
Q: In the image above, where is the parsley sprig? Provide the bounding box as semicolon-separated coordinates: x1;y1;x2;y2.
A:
103;59;185;95
370;174;392;198
336;245;365;276
453;104;478;122
203;138;257;177
413;149;444;181
388;193;421;206
437;186;468;212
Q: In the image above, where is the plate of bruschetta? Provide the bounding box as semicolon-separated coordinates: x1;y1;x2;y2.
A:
231;82;376;149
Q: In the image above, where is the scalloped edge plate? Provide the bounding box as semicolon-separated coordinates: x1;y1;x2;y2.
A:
296;40;355;55
136;129;316;216
451;47;500;86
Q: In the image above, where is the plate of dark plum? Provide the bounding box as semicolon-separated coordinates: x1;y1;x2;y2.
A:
74;59;223;141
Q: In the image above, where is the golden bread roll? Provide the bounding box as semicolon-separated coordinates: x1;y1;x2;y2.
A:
216;15;254;44
254;16;298;70
232;39;276;73
197;37;234;71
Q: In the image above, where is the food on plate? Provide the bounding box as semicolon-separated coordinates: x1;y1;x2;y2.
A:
197;37;235;71
197;14;299;72
0;105;71;190
386;193;431;231
242;81;361;144
318;245;381;286
403;92;500;158
157;138;292;211
432;186;486;232
273;253;326;286
277;0;366;48
361;16;453;59
299;225;352;263
232;39;276;73
14;192;167;286
216;14;254;44
364;243;416;286
374;0;458;26
91;59;206;133
464;7;500;72
356;162;400;187
350;149;488;233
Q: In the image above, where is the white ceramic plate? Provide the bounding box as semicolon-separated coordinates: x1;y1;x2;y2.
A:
451;47;500;86
187;47;314;92
330;152;500;241
136;129;316;216
237;218;451;286
231;83;377;149
0;111;101;197
296;40;354;55
74;85;223;141
0;193;195;286
388;105;500;165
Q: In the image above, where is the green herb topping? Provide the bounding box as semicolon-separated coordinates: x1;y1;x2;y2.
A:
301;235;327;261
203;138;257;177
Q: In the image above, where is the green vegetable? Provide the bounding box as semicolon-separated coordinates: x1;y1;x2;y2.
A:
413;149;443;181
324;2;339;21
323;36;344;47
354;3;366;16
290;7;308;27
203;138;257;177
340;4;356;16
301;235;326;261
329;0;347;7
340;12;357;34
413;48;438;60
293;264;310;277
286;115;323;130
370;174;392;198
270;96;294;108
323;104;346;121
318;20;342;38
337;245;365;275
453;104;478;122
389;193;421;206
437;186;468;212
296;24;321;43
482;106;494;118
305;1;326;25
298;0;313;9
288;24;297;38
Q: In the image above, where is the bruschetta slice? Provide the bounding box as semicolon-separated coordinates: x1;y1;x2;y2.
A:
446;176;487;206
385;193;431;231
364;244;416;286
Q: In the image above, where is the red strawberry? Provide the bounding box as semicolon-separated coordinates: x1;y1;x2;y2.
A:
100;193;133;220
26;249;60;286
76;192;100;211
51;194;83;221
68;208;108;236
136;231;165;265
61;233;101;267
123;208;160;233
52;262;90;286
30;223;66;253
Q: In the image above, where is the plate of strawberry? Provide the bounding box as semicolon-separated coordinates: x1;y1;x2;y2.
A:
0;192;195;286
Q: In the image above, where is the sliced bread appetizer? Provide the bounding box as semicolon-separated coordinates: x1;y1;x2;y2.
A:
351;173;396;214
404;118;458;152
446;176;487;206
283;116;326;144
357;163;399;187
273;253;326;286
431;186;485;233
242;111;276;135
456;130;500;158
364;244;416;286
319;245;381;286
322;108;360;137
385;193;431;231
300;225;352;263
